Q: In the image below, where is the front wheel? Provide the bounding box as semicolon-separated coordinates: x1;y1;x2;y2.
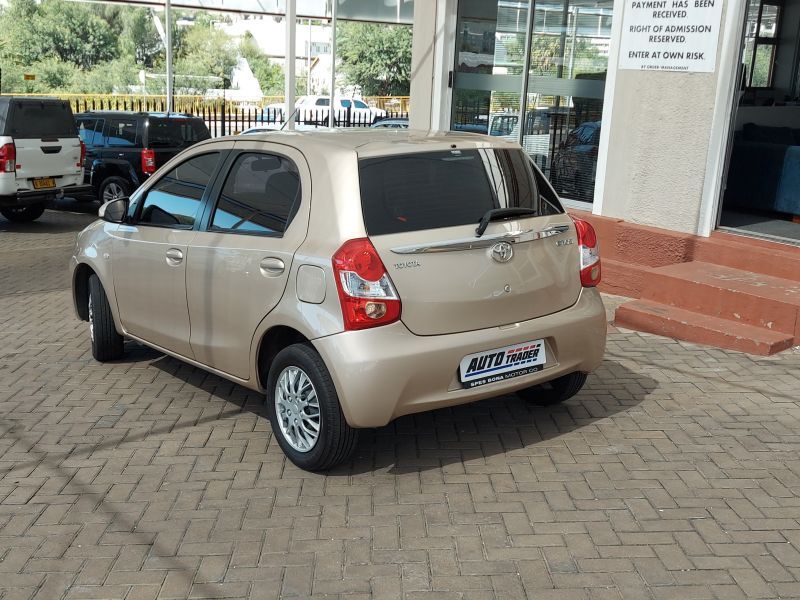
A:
88;274;124;362
266;343;357;471
0;204;45;222
517;371;588;406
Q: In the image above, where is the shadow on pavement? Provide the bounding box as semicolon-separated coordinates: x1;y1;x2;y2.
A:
133;345;654;475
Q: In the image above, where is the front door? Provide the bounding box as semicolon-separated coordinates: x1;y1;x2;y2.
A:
185;141;311;379
112;151;223;357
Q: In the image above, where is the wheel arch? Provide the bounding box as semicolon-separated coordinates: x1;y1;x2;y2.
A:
73;262;95;322
255;326;310;391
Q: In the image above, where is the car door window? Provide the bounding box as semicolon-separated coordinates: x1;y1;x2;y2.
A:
106;119;138;147
315;98;330;107
137;152;220;229
77;118;98;145
209;152;301;236
354;100;369;109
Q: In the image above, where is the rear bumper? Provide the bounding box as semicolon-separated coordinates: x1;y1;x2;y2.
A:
0;184;94;207
313;287;607;428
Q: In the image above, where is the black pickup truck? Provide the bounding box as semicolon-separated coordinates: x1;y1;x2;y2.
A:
75;111;211;203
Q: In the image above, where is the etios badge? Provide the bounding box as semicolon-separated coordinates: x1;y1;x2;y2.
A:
491;242;514;263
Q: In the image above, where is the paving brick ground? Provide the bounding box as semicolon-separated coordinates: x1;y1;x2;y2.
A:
1;209;800;600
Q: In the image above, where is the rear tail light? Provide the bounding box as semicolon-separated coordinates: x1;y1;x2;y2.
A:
141;149;156;175
0;143;16;173
572;217;601;287
78;141;86;168
332;238;401;330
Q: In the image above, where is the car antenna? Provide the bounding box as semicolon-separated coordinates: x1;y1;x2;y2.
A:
280;106;300;131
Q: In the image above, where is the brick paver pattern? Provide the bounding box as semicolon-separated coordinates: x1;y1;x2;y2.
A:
1;210;800;600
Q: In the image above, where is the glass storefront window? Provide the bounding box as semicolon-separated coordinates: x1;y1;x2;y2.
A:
450;0;613;204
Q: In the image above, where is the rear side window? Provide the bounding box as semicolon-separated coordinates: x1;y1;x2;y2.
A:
106;119;138;147
359;148;562;236
315;98;330;107
138;152;220;228
77;118;105;147
5;101;76;138
146;118;210;148
210;153;301;236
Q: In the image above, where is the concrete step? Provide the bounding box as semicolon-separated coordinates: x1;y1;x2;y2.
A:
700;232;800;283
599;259;652;298
641;262;800;338
615;299;795;356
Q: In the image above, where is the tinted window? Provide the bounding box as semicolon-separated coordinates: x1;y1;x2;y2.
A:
210;153;301;235
106;119;138;147
138;153;220;228
315;98;330;107
340;100;351;108
146;118;210;148
354;100;369;109
359;148;561;236
78;118;105;147
5;100;76;137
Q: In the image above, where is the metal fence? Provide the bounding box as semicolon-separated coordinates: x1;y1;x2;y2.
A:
64;95;408;137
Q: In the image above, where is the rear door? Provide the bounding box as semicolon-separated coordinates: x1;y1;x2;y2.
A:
359;146;581;336
185;141;310;379
145;117;212;171
6;100;81;189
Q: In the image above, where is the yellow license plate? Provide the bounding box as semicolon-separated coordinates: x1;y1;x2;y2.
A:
32;177;56;189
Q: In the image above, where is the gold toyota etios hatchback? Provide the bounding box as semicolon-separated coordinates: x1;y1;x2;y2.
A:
70;130;606;470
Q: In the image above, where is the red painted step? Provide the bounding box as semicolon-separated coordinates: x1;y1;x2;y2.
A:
615;299;795;356
642;262;800;339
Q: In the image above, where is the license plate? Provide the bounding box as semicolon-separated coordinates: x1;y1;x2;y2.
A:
32;177;56;189
459;339;547;388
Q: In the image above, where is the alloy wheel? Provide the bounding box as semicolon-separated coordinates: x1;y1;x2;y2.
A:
274;366;322;452
102;182;125;203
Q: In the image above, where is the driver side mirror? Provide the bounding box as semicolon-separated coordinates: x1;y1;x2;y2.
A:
99;197;129;224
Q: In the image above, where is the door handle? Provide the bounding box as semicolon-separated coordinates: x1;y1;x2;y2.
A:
259;257;285;276
165;248;183;265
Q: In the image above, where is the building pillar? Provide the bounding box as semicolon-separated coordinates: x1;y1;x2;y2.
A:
596;0;746;236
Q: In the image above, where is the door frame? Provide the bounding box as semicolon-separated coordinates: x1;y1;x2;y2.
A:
697;0;751;237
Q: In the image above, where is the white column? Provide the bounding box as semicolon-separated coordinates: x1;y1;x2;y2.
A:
329;0;337;129
285;0;296;131
165;0;173;113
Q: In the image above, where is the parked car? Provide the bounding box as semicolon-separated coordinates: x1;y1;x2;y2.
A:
0;97;92;222
70;130;606;470
370;117;409;129
75;111;211;204
267;96;387;126
550;121;601;202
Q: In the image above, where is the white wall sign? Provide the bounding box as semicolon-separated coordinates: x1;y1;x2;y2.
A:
618;0;724;73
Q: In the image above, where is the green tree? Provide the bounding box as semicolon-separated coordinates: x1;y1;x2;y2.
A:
173;19;236;93
120;9;164;68
337;22;412;95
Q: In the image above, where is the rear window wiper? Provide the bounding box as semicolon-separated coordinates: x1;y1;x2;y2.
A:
476;207;539;237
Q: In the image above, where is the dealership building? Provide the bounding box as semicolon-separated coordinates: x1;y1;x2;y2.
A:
408;0;800;355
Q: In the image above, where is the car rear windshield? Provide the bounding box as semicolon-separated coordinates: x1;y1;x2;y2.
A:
359;148;562;236
146;118;210;148
1;100;76;138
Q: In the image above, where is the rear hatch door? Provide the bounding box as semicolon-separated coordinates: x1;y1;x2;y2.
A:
145;116;211;170
359;146;581;336
6;100;80;187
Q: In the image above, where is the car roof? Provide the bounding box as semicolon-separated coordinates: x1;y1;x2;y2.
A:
208;128;519;158
75;111;198;119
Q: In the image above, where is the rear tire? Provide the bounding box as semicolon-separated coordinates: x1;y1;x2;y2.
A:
98;176;131;205
517;371;588;406
88;274;124;362
266;343;357;471
1;204;45;222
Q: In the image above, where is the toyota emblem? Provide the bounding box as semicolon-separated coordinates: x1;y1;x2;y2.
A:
491;242;514;263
